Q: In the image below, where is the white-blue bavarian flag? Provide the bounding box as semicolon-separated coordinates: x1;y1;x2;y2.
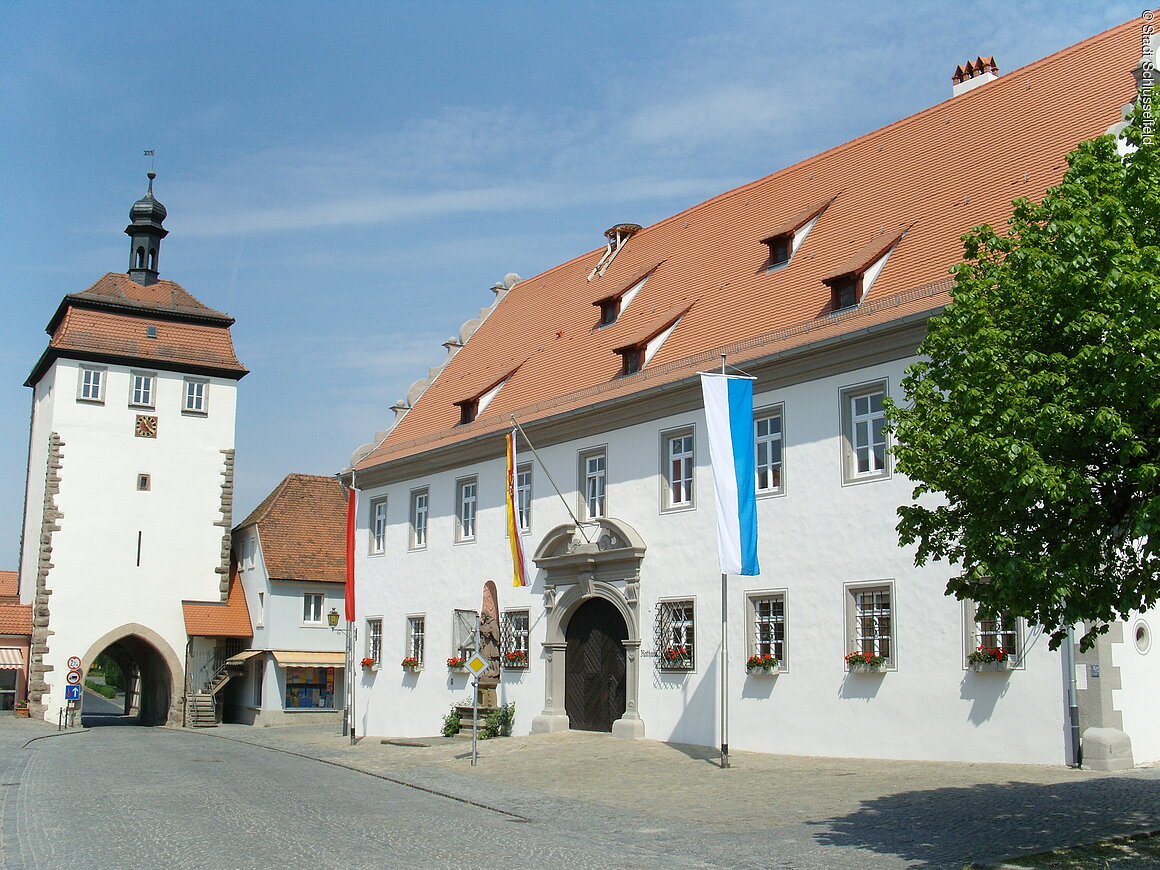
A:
699;373;760;576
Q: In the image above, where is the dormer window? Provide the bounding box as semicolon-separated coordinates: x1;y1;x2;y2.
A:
617;347;644;375
760;194;837;272
826;273;862;311
453;369;517;425
764;235;792;268
822;228;906;314
592;266;657;328
611;306;690;377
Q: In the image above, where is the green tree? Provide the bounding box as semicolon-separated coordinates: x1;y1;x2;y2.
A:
888;114;1160;650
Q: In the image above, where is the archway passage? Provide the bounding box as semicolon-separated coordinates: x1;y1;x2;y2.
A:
565;597;627;732
82;635;173;726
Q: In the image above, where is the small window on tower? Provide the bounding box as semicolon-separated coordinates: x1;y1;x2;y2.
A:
145;326;158;339
137;474;151;491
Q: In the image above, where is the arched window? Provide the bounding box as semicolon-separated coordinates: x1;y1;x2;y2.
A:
135;246;146;268
148;248;157;271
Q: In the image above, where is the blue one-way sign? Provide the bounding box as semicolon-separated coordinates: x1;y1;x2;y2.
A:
64;685;81;701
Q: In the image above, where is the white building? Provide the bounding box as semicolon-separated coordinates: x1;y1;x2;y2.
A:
344;18;1159;767
19;174;249;726
227;473;348;726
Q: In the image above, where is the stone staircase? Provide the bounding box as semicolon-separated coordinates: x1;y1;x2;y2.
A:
453;685;498;737
186;692;218;727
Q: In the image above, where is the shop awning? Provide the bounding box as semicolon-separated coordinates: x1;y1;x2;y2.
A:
271;651;345;668
224;649;265;666
0;648;23;669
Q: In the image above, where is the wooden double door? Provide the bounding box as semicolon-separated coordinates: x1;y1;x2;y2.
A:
564;598;627;732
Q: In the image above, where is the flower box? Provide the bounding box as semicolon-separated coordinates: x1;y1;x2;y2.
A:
13;706;29;718
845;652;886;672
971;659;1012;673
746;654;779;674
502;652;529;669
360;657;380;672
660;647;693;669
401;657;421;673
446;657;467;673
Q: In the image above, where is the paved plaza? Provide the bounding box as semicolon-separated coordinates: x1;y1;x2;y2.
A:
2;714;1160;869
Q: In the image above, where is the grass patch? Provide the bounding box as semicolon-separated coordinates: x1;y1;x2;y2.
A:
84;680;116;699
998;832;1160;868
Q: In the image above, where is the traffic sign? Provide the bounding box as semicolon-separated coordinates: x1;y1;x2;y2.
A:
65;669;82;686
64;685;81;701
465;653;489;677
66;656;82;671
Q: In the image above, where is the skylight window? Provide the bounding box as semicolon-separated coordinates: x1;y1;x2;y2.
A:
453;370;517;425
822;229;905;313
613;312;686;376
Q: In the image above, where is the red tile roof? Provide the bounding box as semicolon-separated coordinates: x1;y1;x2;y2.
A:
0;571;17;600
355;17;1139;471
26;273;247;386
237;474;347;584
182;574;252;638
0;605;32;636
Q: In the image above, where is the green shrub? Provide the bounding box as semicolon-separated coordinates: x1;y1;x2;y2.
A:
441;708;462;737
482;702;515;739
84;680;116;699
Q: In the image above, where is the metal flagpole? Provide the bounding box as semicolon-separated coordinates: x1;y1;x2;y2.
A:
719;354;730;770
510;415;593;543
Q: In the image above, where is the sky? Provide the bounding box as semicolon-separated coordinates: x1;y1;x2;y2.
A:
0;1;1140;569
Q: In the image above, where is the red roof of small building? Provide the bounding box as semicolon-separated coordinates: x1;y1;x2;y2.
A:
182;574;252;638
0;571;17;600
26;273;247;386
354;17;1139;471
236;474;347;584
0;605;33;636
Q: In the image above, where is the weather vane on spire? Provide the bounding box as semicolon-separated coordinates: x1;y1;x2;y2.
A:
143;149;156;172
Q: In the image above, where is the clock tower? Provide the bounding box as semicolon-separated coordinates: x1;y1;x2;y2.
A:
18;175;249;725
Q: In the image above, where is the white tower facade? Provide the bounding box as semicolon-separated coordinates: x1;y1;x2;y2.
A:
19;176;248;724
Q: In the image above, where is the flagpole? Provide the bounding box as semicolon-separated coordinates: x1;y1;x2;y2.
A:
721;571;730;769
718;354;729;771
510;415;593;543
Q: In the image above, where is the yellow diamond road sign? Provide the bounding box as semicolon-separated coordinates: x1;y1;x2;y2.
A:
465;653;489;677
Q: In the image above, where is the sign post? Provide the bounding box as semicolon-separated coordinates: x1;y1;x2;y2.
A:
465;653;489;766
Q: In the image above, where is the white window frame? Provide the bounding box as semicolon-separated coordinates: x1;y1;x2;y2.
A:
515;464;532;534
409;488;429;550
406;615;426;666
579;447;607;520
456;477;477;542
129;370;157;409
962;601;1024;668
366;617;383;664
840;380;889;483
182;377;209;415
747;590;787;668
501;609;530;668
369;497;388;555
77;365;106;403
250;658;263;707
844;581;895;668
302;592;324;626
754;405;785;496
661;426;695;512
656;598;696;671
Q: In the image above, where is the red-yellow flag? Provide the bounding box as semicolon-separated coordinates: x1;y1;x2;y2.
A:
506;430;528;587
345;485;356;621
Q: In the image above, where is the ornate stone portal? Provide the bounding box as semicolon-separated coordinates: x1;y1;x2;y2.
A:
529;518;646;739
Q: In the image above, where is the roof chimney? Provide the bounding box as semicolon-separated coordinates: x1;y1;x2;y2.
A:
952;56;999;97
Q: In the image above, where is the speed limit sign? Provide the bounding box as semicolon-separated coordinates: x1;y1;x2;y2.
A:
65;670;82;686
67;656;82;670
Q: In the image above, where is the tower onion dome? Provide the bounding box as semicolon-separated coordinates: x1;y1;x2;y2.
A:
125;171;169;286
129;171;168;227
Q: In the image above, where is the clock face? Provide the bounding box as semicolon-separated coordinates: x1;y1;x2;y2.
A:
135;414;158;438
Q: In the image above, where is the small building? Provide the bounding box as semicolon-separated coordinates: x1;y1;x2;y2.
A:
341;17;1159;767
228;473;348;726
0;571;32;712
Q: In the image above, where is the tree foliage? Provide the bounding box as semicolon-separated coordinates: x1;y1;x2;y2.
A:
888;115;1160;650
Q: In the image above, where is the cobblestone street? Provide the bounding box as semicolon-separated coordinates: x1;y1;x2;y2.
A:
3;717;1160;869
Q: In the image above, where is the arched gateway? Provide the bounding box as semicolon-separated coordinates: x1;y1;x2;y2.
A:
82;623;183;726
530;518;647;739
